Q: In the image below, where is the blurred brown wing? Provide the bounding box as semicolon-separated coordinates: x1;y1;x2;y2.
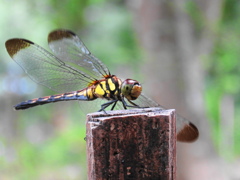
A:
132;94;199;142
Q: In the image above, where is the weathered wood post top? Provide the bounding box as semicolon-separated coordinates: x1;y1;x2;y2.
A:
86;107;176;180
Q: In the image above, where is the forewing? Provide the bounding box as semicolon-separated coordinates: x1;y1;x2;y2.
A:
5;39;95;93
48;29;110;79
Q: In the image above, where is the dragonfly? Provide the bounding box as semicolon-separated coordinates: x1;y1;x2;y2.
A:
5;29;199;142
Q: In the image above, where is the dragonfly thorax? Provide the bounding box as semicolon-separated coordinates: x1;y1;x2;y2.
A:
93;75;122;101
121;79;142;101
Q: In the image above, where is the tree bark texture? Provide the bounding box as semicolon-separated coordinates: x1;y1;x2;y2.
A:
86;108;176;180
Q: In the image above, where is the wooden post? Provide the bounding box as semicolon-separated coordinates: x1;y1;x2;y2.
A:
86;108;176;180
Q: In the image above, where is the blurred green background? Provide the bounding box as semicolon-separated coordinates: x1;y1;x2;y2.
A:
0;0;240;179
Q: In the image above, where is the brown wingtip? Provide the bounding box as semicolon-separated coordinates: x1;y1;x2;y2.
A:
177;122;199;142
5;39;32;57
48;29;76;43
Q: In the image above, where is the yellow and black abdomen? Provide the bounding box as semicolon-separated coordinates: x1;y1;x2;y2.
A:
14;75;122;110
14;87;97;110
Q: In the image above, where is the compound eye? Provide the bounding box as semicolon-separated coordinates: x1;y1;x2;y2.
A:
122;84;132;96
121;79;142;100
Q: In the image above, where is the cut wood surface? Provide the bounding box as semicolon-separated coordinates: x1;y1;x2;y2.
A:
86;108;176;180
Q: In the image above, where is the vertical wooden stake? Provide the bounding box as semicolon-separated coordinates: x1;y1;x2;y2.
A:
86;108;176;180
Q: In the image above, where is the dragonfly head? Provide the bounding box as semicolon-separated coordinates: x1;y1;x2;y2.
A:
121;79;142;100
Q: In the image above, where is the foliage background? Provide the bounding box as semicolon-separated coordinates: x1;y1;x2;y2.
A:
0;0;239;179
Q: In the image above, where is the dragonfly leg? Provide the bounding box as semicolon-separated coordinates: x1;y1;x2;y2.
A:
110;101;118;110
122;98;140;109
121;99;127;109
98;100;118;113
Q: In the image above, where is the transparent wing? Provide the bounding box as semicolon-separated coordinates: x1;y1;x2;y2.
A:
5;39;96;93
48;29;110;80
129;94;199;142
